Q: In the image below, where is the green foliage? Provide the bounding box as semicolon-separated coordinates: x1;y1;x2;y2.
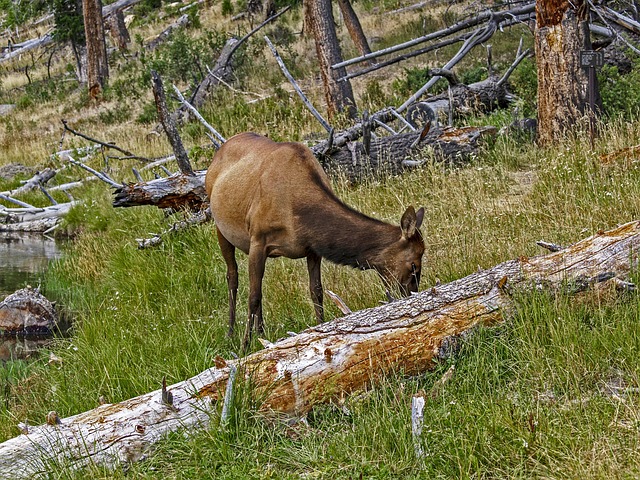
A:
133;0;163;17
51;0;85;46
392;66;448;97
144;30;227;87
458;63;486;84
508;57;537;118
0;0;48;30
221;0;233;16
598;61;640;118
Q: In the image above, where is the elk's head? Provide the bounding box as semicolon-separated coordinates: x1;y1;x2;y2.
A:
376;206;425;297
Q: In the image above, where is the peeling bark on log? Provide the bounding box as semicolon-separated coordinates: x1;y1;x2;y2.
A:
0;221;638;477
112;171;207;210
0;287;57;335
321;126;497;181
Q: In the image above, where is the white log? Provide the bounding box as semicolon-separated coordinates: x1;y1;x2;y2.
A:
0;220;638;478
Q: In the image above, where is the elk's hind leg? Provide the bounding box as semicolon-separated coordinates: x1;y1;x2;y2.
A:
307;252;324;323
216;227;238;337
244;239;267;350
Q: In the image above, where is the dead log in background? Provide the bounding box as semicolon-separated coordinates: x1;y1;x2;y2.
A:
112;170;207;210
0;220;637;478
321;126;497;181
0;287;57;335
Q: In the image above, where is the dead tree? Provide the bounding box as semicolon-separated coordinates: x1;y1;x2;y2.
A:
170;6;290;126
106;10;130;51
535;0;600;145
304;0;357;120
83;0;109;97
0;220;638;477
337;0;373;62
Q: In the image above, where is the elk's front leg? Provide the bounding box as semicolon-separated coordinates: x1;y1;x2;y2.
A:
306;252;324;323
216;227;238;337
244;239;267;349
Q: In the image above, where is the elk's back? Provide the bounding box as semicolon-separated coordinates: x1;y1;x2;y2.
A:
205;132;332;257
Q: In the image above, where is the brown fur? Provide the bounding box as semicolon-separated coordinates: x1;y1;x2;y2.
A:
205;132;425;348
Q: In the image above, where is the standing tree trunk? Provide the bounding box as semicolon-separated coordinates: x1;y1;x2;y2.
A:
535;0;600;145
106;10;130;51
337;0;372;63
304;0;357;120
83;0;109;99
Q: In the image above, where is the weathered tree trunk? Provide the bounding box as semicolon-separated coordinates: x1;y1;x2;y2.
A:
0;220;638;478
0;202;78;232
113;171;207;210
304;0;357;120
106;10;130;51
145;14;190;51
151;71;194;176
0;287;57;335
321;126;497;181
535;0;600;145
83;0;109;99
337;0;372;63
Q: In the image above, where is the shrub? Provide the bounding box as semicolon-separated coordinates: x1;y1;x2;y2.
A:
598;59;640;119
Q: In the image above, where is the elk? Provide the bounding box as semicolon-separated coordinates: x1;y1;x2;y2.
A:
205;132;425;347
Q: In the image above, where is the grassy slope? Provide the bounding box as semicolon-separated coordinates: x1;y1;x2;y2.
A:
1;1;640;478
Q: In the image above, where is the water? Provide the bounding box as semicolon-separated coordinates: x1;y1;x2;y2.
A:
0;233;63;361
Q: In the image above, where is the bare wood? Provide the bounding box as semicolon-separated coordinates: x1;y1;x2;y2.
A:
332;2;535;69
68;156;122;188
265;35;331;132
0;221;638;477
151;71;194;176
171;84;226;144
0;169;56;197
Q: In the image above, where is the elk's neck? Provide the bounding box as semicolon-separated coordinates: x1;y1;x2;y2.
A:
296;197;399;269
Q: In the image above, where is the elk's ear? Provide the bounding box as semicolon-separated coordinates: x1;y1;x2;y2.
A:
400;206;418;238
415;207;425;229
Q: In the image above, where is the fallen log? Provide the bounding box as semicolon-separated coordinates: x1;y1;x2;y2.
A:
321;125;497;181
112;171;207;210
0;220;637;478
0;202;78;232
0;287;57;336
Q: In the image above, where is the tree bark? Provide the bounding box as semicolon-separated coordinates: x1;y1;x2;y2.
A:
0;220;638;477
337;0;372;63
535;0;600;145
151;71;194;176
106;10;130;51
83;0;109;98
0;287;57;335
304;0;357;120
